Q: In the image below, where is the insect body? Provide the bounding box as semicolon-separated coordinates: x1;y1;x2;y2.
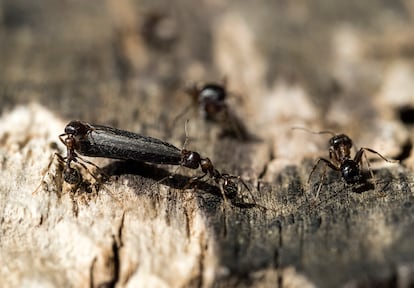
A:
184;82;252;141
308;132;396;184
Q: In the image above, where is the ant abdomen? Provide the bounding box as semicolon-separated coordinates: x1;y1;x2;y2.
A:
63;167;82;185
340;160;361;184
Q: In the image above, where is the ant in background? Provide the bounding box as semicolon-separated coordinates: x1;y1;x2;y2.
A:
173;79;253;141
185;82;227;121
293;128;398;197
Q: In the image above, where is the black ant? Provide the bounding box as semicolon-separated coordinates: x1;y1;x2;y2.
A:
56;122;104;186
293;128;398;187
180;148;244;200
172;80;252;141
185;83;228;121
33;127;103;196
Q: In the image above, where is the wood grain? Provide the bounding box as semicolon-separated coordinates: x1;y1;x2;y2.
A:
1;1;414;287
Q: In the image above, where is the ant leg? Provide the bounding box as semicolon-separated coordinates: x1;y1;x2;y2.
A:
222;174;256;205
356;149;376;182
237;176;255;204
76;155;109;181
355;148;395;196
220;174;236;201
215;177;229;237
354;147;398;164
308;158;339;183
33;153;66;195
190;172;208;183
314;164;327;201
307;158;339;203
58;133;66;145
151;166;181;189
54;152;66;165
329;147;335;161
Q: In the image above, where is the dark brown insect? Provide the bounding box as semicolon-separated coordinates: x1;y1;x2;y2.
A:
294;128;397;184
178;81;252;141
57;121;102;185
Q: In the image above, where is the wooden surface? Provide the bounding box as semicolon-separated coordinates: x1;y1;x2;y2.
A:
1;1;414;287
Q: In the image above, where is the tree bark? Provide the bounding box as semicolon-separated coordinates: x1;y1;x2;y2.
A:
1;1;414;287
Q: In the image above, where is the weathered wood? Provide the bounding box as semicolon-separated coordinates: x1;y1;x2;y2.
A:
1;1;414;287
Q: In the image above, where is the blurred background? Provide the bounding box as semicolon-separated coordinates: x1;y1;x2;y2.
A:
2;0;414;175
2;0;414;130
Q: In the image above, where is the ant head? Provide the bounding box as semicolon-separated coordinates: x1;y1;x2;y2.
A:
65;121;91;137
199;84;226;103
181;149;201;169
330;134;353;150
341;159;361;184
64;166;82;185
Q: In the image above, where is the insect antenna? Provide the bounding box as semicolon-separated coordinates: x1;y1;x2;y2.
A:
291;127;336;137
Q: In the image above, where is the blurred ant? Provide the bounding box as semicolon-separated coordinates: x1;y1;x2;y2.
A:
293;128;398;193
173;79;252;141
37;124;103;193
185;82;228;121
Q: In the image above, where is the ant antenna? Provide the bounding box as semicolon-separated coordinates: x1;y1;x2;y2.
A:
220;75;228;87
291;127;336;137
153;119;192;188
182;119;191;150
170;104;193;135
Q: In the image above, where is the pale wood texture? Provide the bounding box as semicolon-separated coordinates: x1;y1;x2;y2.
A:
1;1;414;287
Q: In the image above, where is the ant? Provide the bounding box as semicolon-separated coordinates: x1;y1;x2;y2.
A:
55;122;104;186
293;128;398;190
180;148;245;200
172;80;252;141
33;128;103;197
185;82;228;121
